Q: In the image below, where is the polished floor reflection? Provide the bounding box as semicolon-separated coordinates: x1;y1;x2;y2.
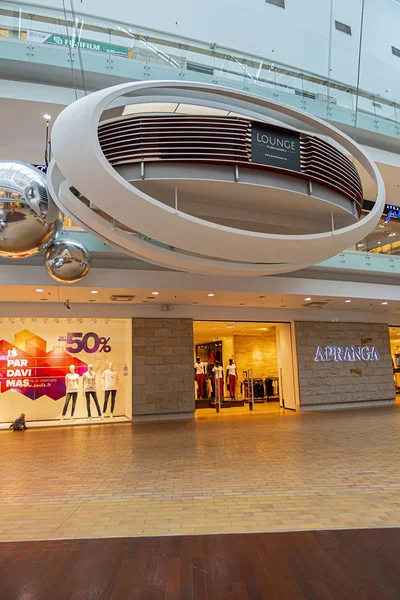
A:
2;529;400;599
1;406;400;541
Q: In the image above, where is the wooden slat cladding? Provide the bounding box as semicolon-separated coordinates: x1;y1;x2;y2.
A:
98;115;363;211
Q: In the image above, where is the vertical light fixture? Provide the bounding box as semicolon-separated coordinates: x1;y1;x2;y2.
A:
43;114;52;166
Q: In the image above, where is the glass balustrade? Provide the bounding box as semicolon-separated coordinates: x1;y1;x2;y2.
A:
0;0;400;141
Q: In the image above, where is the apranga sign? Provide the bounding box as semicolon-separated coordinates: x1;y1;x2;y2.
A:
314;345;380;363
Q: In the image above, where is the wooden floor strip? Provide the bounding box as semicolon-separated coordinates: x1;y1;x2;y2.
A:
1;529;400;599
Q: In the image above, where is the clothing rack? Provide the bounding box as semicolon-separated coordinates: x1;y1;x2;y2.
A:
241;377;279;402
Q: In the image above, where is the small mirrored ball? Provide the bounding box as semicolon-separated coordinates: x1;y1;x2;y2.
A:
45;239;91;283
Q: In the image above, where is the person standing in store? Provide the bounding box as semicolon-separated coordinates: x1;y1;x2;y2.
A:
226;358;237;400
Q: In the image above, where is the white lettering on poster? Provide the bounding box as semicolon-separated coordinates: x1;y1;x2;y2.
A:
314;345;380;362
256;133;296;151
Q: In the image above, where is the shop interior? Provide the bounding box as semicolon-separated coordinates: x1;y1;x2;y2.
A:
193;321;297;416
357;211;400;254
389;326;400;398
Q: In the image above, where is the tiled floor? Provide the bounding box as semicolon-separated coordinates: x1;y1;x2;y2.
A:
2;406;400;541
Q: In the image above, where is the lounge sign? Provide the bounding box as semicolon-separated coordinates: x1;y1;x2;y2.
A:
314;345;380;362
251;124;301;171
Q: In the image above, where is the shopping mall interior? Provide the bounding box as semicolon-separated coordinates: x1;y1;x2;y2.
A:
2;0;400;596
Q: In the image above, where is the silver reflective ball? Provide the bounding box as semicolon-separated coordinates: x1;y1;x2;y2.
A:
45;239;90;283
0;161;59;258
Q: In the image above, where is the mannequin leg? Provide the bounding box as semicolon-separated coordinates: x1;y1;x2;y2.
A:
62;393;71;416
93;392;101;416
71;393;77;417
110;390;116;414
103;390;110;413
230;375;236;399
86;392;91;417
195;374;204;398
219;379;224;401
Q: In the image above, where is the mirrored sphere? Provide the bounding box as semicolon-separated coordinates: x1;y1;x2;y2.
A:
0;161;59;258
45;239;91;283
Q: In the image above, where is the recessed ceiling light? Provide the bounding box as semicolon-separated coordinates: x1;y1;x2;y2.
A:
152;292;159;295
91;290;99;294
345;300;352;303
43;114;52;120
382;301;388;305
208;293;215;297
305;297;312;301
35;288;44;293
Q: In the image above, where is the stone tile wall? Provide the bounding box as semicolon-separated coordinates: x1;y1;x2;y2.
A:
234;334;278;379
132;318;195;421
295;322;395;408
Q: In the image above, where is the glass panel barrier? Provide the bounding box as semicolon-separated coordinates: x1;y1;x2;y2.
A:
0;0;399;141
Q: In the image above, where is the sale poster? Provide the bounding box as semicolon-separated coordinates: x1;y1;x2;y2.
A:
0;318;132;423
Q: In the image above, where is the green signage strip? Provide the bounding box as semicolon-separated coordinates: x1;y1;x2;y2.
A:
26;30;130;58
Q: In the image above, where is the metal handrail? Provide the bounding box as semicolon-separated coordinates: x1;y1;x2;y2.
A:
0;0;399;120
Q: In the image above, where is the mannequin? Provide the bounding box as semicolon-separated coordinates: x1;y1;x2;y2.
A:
62;365;80;420
212;361;224;402
226;358;237;400
83;365;102;420
102;362;118;417
194;356;205;399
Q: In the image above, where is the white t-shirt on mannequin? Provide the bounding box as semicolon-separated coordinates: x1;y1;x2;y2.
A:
83;371;97;392
102;369;118;391
66;373;79;392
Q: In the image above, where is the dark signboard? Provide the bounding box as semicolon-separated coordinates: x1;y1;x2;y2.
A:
251;124;301;172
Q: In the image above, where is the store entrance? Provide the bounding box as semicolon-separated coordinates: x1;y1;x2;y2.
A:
193;321;297;415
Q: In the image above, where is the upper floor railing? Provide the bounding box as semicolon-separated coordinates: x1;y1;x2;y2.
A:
1;1;400;142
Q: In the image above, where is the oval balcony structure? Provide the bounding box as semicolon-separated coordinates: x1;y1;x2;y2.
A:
47;81;385;276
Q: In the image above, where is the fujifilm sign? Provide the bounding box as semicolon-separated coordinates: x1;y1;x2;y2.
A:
314;345;380;362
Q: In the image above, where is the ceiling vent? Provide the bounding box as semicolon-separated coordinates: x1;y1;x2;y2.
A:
110;294;135;302
303;301;329;309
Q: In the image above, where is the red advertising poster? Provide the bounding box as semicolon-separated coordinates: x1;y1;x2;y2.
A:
0;319;131;423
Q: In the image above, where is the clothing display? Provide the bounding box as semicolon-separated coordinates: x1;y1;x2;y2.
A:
195;374;204;398
229;375;237;399
226;363;237;399
241;377;279;401
83;371;97;392
85;391;101;417
66;372;79;392
194;362;205;375
62;392;77;416
103;389;117;413
102;369;118;391
212;365;224;400
195;342;223;372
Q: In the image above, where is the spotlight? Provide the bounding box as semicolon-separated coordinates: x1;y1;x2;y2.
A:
64;300;71;310
43;114;52;120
